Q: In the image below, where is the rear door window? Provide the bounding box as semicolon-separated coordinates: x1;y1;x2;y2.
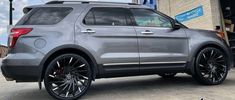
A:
17;7;73;25
83;7;132;26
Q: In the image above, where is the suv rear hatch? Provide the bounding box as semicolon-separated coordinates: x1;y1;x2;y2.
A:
9;6;73;48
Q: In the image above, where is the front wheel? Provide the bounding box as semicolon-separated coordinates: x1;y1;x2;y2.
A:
193;47;229;85
44;54;92;100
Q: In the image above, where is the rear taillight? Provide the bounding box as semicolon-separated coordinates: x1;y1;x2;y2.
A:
9;28;33;48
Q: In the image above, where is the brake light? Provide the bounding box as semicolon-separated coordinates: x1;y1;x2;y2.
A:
9;28;33;48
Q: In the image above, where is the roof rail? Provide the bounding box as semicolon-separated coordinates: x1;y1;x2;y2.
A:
46;1;64;4
46;1;139;5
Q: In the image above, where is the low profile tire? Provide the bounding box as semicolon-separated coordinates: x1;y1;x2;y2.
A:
194;47;229;85
44;54;92;100
158;73;177;78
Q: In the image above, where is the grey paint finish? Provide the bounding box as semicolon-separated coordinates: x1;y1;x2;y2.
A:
76;5;139;65
6;5;87;64
135;27;188;64
186;29;230;59
1;3;233;82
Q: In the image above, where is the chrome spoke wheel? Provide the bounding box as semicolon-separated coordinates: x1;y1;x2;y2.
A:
195;47;228;85
44;54;92;100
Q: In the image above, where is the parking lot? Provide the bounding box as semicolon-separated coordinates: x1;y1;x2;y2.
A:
1;59;235;100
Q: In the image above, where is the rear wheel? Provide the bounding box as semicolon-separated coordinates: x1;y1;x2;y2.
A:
158;73;177;78
44;54;92;100
194;47;228;85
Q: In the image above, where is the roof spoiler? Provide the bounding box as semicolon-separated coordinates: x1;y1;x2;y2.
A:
23;7;34;14
46;0;139;5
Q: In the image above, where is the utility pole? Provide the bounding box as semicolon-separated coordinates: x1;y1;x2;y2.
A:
9;0;13;25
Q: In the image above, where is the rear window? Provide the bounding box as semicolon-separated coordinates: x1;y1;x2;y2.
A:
17;7;73;25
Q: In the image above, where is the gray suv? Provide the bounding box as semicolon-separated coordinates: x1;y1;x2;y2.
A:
1;1;234;100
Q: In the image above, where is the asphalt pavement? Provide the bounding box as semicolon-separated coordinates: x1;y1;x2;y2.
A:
1;59;235;100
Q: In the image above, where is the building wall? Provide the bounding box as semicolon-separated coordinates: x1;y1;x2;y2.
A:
132;0;138;3
157;0;221;30
0;46;8;58
210;0;222;29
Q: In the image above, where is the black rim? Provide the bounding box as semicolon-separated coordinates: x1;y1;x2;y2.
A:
197;48;228;83
46;55;91;98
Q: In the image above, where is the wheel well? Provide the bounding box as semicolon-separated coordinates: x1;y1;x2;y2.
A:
196;44;226;57
40;48;97;81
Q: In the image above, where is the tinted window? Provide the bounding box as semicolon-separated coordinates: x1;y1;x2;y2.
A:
130;9;172;28
83;10;95;25
84;8;132;26
17;7;73;25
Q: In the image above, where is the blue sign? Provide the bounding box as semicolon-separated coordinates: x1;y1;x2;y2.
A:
175;6;204;22
140;0;156;10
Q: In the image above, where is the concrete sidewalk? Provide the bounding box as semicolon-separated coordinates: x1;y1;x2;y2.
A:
0;69;235;100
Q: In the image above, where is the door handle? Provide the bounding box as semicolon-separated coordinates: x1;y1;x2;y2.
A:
141;31;154;35
81;29;96;34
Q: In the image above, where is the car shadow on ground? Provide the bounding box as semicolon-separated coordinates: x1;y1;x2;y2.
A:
85;76;197;95
83;75;235;99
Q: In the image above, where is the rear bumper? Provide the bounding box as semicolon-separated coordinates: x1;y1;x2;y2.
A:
1;64;40;82
1;53;44;82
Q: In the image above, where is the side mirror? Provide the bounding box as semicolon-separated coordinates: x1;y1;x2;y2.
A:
173;22;181;30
